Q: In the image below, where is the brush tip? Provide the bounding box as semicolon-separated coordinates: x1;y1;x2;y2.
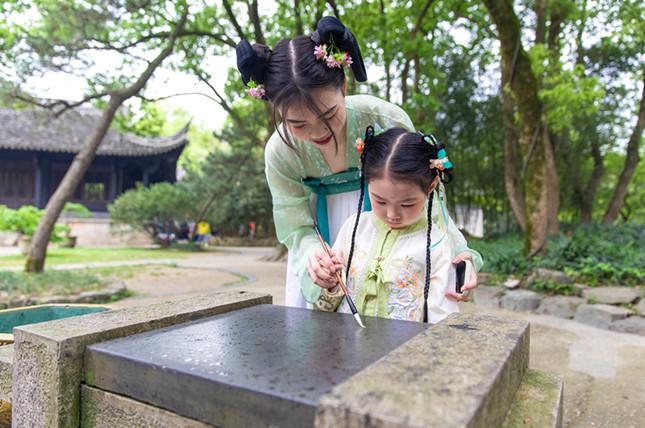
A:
354;313;366;329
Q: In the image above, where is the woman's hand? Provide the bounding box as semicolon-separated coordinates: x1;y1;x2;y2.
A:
445;252;478;302
307;248;344;290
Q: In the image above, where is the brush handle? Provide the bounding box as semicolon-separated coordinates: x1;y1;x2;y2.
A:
332;270;360;315
345;293;359;315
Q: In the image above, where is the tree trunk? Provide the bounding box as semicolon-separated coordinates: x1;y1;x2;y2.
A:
603;70;645;223
484;0;548;257
248;1;266;45
401;59;410;104
25;12;187;272
534;0;547;44
293;0;303;35
543;118;559;235
379;0;391;101
501;78;525;230
579;138;604;222
524;124;549;257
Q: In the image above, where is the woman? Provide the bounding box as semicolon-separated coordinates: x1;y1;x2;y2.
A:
236;16;481;308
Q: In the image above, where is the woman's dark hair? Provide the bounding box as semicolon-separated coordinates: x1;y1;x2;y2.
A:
345;127;453;323
236;16;366;152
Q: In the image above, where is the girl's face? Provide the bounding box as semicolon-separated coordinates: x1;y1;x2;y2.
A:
368;175;438;229
283;86;347;148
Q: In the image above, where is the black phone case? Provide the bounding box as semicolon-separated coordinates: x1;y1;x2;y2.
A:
455;261;467;294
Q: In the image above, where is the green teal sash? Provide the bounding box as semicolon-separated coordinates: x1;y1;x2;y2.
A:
302;168;372;243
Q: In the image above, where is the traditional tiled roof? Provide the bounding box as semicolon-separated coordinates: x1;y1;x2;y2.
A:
0;108;189;157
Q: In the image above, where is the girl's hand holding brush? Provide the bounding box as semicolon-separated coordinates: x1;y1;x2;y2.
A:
308;249;344;290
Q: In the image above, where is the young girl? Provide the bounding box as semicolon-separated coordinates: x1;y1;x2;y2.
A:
310;127;480;323
236;16;480;308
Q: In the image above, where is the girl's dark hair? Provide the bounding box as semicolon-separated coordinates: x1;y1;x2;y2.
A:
345;127;452;323
236;17;366;152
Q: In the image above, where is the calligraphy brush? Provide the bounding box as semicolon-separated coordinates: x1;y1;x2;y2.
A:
312;222;366;329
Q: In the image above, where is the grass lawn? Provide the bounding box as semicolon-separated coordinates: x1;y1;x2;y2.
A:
0;265;165;303
0;246;193;269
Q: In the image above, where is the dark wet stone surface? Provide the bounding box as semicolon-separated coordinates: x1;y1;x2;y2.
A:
85;304;427;427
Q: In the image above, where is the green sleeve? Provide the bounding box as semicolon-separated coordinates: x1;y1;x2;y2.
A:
264;132;323;302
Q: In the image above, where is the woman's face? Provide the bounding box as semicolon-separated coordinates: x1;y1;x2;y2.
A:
368;175;439;229
282;86;347;148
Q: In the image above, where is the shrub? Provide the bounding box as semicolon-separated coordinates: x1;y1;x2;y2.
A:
108;183;196;237
0;204;83;241
471;224;645;286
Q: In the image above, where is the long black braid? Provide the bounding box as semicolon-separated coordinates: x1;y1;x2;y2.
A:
345;127;373;284
422;190;435;323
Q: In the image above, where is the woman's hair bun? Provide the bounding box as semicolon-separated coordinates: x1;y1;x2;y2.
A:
235;40;272;85
311;16;367;82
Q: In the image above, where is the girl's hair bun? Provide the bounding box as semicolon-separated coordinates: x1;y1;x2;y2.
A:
311;16;367;82
235;40;272;85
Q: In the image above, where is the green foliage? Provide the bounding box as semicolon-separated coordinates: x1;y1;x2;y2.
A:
593;152;645;223
469;233;530;276
0;204;88;240
108;183;196;237
112;101;168;137
61;202;92;218
0;248;190;269
529;44;605;135
526;278;578;297
471;224;645;286
0;205;42;236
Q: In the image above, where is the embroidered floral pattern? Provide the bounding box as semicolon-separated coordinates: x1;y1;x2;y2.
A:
387;256;424;321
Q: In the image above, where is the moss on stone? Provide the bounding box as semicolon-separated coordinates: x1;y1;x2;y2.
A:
502;369;563;428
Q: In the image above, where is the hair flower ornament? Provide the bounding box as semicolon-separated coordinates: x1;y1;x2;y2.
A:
355;136;365;154
314;44;327;60
314;39;353;69
423;134;454;183
423;135;453;170
355;124;384;155
246;79;266;99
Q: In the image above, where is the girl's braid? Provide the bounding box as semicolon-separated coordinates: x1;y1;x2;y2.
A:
345;152;365;284
422;187;435;323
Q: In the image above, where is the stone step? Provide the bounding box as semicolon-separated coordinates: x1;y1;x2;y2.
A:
315;313;530;428
502;369;563;428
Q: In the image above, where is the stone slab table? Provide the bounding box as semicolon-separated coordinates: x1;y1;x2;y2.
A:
85;305;428;427
84;306;531;428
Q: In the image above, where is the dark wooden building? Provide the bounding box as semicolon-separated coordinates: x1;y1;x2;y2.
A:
0;108;189;211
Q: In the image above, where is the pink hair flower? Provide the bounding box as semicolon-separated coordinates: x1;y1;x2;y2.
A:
429;158;447;171
247;85;265;99
344;52;353;66
325;55;342;68
314;44;328;60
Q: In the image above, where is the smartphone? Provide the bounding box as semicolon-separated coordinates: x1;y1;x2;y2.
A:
455;261;467;294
